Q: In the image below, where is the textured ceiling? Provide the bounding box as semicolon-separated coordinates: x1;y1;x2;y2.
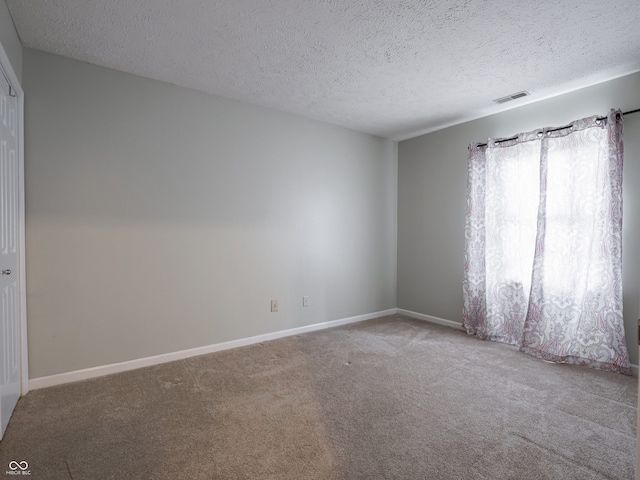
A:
7;0;640;140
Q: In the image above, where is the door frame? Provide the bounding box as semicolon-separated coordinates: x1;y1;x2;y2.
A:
0;41;27;397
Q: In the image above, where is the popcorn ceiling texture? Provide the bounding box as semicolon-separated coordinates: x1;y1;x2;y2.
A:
7;0;640;140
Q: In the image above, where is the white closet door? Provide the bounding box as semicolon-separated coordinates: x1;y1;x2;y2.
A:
0;70;20;440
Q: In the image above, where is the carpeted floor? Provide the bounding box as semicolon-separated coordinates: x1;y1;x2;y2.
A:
0;314;636;479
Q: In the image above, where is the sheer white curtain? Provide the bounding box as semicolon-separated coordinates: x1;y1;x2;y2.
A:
463;110;631;374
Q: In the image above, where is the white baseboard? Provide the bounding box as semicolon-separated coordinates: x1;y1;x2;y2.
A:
396;308;464;331
28;308;638;388
29;308;398;390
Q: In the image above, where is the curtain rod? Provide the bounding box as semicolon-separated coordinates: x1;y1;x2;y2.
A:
596;107;640;121
473;108;640;149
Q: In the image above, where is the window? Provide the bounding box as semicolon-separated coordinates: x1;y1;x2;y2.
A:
463;111;630;374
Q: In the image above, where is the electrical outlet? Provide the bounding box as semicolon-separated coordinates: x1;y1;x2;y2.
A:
271;300;278;312
302;296;309;307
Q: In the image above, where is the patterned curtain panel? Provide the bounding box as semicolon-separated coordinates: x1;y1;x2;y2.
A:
463;110;631;375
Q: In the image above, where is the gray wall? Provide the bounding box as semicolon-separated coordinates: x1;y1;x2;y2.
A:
0;0;21;80
23;48;398;378
398;72;640;366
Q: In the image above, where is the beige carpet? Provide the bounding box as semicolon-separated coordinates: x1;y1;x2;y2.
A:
0;314;636;479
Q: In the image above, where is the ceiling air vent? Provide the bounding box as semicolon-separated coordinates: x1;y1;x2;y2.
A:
493;90;530;104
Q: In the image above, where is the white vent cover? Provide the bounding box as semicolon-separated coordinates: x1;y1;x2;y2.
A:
493;90;531;104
